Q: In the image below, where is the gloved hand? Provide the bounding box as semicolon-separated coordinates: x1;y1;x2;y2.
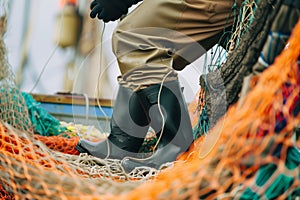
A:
90;0;142;22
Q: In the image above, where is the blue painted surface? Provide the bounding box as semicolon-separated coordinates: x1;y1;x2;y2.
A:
39;103;113;118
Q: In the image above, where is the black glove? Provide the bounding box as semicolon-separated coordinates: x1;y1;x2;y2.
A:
90;0;142;22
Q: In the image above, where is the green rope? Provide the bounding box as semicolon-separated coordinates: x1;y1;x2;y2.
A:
193;105;209;139
22;92;66;136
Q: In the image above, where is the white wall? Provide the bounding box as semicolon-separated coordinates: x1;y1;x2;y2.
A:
6;0;70;93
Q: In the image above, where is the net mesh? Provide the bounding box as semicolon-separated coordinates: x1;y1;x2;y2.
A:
198;0;294;141
226;0;258;54
1;1;300;199
194;0;260;138
0;11;32;134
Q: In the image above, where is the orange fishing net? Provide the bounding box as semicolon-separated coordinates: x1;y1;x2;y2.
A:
1;2;300;199
1;19;299;199
34;134;80;155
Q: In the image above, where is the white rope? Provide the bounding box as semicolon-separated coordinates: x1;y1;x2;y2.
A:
95;22;110;133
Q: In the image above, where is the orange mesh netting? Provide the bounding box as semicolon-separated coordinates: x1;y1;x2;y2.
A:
1;4;300;200
33;134;80;155
0;19;299;199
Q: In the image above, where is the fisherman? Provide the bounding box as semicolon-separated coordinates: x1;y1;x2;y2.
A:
76;0;242;172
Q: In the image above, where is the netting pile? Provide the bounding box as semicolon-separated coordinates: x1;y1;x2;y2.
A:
194;0;259;138
1;19;300;200
1;1;300;199
198;0;287;137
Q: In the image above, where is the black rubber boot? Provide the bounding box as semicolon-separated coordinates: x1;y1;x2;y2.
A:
75;85;150;159
121;80;194;172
